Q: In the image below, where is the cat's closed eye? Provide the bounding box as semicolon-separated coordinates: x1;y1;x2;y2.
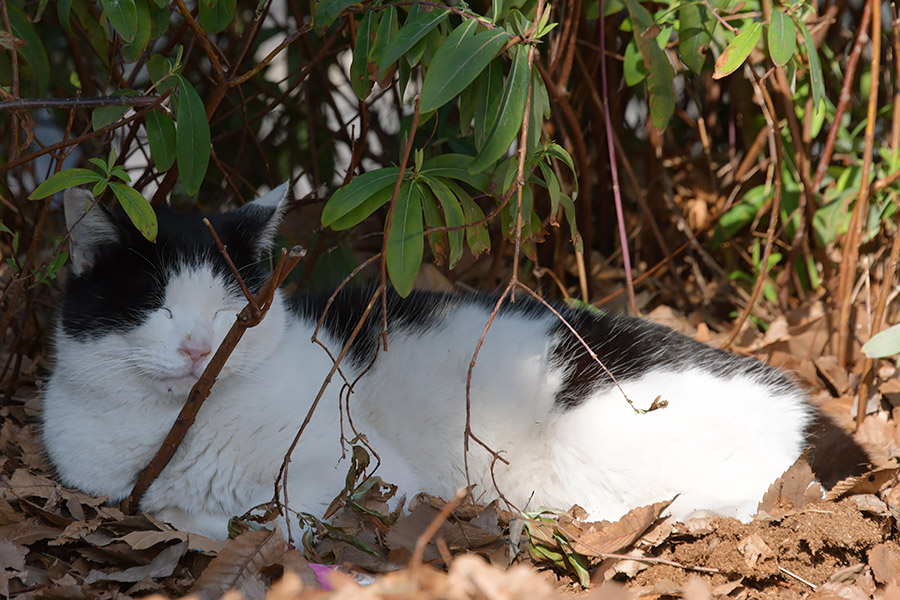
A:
161;307;173;319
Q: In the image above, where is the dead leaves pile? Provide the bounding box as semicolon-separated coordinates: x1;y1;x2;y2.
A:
3;300;900;599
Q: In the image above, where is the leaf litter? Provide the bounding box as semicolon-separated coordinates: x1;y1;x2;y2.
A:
2;304;900;599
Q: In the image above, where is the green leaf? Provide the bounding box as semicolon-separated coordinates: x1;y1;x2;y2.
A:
174;75;211;196
109;182;158;242
559;194;583;251
678;0;712;74
369;5;398;79
457;188;490;257
623;38;648;85
538;161;561;216
333;183;397;231
122;0;151;62
473;58;504;148
91;89;139;130
421;175;465;268
321;168;401;228
145;109;176;171
545;143;576;178
350;11;377;99
386;180;424;297
7;4;50;94
199;0;235;33
469;44;530;173
527;66;550;152
100;0;138;43
422;190;448;263
713;22;762;79
72;0;110;68
371;8;449;76
57;0;74;34
29;169;104;200
420;154;489;192
149;1;169;38
767;8;795;67
419;21;509;113
622;0;674;129
862;323;900;359
711;184;768;248
314;0;359;29
796;17;824;109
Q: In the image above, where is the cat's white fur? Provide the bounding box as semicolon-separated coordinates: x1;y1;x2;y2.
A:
43;188;812;539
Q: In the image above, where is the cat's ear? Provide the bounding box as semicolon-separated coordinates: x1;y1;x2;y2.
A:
237;181;291;256
64;187;119;275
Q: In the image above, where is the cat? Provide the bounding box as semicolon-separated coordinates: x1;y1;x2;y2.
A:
42;184;868;541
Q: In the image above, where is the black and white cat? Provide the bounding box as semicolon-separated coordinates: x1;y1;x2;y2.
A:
43;184;867;540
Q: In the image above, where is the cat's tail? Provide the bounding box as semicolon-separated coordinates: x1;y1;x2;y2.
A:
805;412;870;488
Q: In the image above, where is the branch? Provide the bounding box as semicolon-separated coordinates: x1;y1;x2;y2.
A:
0;95;163;111
121;241;305;513
836;0;881;368
0;90;172;176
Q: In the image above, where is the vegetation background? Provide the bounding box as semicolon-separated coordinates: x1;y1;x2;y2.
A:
0;0;899;598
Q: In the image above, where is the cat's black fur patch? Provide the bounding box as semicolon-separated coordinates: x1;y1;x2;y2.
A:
62;204;276;340
547;308;797;410
294;287;552;368
293;287;450;366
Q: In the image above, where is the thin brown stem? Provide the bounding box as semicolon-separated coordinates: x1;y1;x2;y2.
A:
837;0;881;368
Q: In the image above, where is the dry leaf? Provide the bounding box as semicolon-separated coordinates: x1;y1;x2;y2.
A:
120;529;188;550
447;554;559;600
824;467;900;501
191;528;286;600
869;543;900;586
758;453;823;513
571;498;674;556
736;533;773;568
83;540;188;583
682;576;713;600
847;494;888;516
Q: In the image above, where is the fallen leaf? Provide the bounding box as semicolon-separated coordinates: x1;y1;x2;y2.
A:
191;528;286;600
83;540;188;583
758;453;823;513
571;499;674;556
736;533;773;568
120;529;188;551
824;467;900;501
869;543;900;586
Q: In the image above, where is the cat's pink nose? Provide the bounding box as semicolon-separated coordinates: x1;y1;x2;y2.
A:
179;342;211;365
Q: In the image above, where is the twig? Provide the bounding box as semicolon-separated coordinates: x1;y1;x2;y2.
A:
857;215;900;429
410;488;467;570
0;90;172;176
0;95;163;111
173;0;228;80
778;565;816;589
275;286;383;545
812;1;873;191
203;218;259;312
702;0;738;34
836;0;881;368
515;283;639;411
724;71;783;348
122;241;305;513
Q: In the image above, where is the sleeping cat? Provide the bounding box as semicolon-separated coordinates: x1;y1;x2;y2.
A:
43;184;868;540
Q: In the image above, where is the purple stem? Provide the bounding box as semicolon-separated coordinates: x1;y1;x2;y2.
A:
600;0;638;314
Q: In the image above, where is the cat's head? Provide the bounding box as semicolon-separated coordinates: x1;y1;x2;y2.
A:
57;184;292;399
